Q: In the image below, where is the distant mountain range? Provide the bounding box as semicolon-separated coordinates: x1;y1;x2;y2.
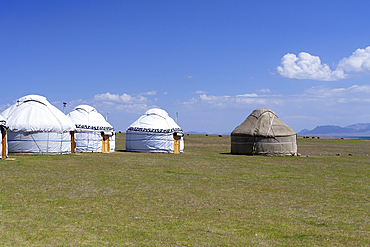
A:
298;123;370;137
185;131;230;135
186;123;370;137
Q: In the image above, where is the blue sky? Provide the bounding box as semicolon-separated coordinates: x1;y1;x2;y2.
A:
2;0;370;133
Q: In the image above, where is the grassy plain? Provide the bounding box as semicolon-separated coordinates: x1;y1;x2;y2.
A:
0;134;369;246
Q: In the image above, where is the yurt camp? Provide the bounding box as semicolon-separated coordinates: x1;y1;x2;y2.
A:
231;108;297;156
0;114;7;159
1;95;76;154
126;108;184;153
67;105;115;153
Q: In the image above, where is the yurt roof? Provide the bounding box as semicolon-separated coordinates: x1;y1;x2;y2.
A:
127;108;182;132
67;105;113;131
1;95;75;132
231;108;296;137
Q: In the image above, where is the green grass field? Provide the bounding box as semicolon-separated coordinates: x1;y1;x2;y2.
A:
1;134;369;246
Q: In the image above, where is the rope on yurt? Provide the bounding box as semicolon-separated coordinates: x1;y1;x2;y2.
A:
260;113;276;154
265;113;275;137
251;112;265;155
30;133;43;154
263;112;293;155
270;115;295;155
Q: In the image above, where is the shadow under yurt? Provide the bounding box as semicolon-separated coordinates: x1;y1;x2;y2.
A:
231;108;297;156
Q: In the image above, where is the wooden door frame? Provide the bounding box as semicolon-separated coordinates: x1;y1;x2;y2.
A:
1;126;6;159
101;134;110;153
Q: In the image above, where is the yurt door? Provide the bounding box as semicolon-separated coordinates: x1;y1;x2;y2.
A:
1;126;6;159
102;134;110;153
70;131;75;154
173;132;183;154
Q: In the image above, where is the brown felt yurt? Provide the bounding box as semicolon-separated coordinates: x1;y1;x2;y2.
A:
231;108;297;156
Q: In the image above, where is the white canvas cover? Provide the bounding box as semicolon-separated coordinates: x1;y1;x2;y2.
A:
67;105;115;152
0;114;7;158
126;108;184;153
1;95;75;154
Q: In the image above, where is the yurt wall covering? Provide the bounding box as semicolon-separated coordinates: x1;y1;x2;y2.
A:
0;115;7;159
1;95;75;154
67;105;115;153
231;108;297;156
126;108;184;153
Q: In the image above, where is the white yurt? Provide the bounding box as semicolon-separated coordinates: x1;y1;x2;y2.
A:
0;114;7;159
1;95;76;154
231;108;297;156
126;108;184;153
67;105;115;153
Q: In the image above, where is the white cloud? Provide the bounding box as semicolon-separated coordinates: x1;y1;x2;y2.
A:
337;47;370;73
236;93;258;97
257;88;273;93
200;94;230;101
93;92;147;103
198;94;230;107
277;52;346;81
116;104;149;112
94;92;121;102
236;97;267;105
193;90;208;94
183;92;274;108
285;115;321;120
83;92;157;116
277;46;370;81
120;93;133;103
136;95;147;102
141;90;157;96
183;97;198;105
183;94;231;107
182;84;370;112
347;84;370;93
304;84;370;101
